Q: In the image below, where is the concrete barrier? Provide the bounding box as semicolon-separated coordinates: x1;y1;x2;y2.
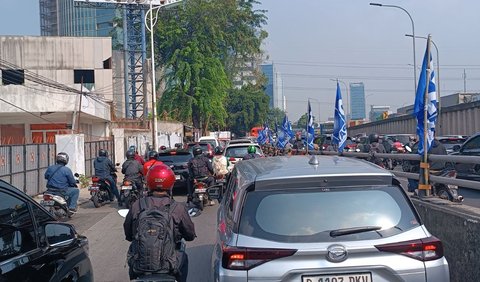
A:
412;198;480;282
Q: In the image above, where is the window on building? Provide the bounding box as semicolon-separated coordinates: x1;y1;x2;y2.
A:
103;58;112;69
74;69;95;84
1;69;25;85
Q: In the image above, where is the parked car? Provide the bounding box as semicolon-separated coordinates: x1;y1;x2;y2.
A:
0;180;93;281
187;142;214;158
198;136;221;148
436;136;467;154
451;132;480;182
224;143;263;171
208;155;449;282
157;150;193;193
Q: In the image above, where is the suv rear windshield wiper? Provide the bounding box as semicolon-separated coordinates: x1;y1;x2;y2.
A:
330;226;382;237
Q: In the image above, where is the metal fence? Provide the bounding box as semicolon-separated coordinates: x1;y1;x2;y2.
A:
84;140;115;177
0;144;56;196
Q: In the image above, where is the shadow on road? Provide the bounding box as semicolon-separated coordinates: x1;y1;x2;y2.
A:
186;244;214;282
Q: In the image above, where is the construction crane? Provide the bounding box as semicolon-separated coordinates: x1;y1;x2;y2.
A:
73;0;181;120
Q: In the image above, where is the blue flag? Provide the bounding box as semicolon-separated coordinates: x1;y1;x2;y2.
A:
282;115;294;140
413;41;437;155
275;122;288;148
257;125;267;145
333;82;347;152
305;101;315;150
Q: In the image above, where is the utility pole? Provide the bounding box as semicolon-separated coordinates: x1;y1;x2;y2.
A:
463;69;467;93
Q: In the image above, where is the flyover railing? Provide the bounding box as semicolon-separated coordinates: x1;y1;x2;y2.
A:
309;150;480;191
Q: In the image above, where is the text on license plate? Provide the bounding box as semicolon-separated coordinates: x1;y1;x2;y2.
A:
121;186;132;190
175;175;181;180
302;273;372;282
89;186;99;191
41;200;55;206
195;188;207;193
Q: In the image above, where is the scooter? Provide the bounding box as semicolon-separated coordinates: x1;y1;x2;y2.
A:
431;168;464;202
41;189;72;220
192;177;213;211
89;175;114;208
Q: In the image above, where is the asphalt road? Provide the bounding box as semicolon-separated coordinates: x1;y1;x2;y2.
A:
69;196;217;282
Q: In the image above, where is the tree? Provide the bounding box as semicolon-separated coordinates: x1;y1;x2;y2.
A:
266;108;286;129
296;113;318;129
154;0;267;133
226;85;269;136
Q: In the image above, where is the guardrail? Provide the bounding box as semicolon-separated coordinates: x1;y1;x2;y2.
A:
308;150;480;191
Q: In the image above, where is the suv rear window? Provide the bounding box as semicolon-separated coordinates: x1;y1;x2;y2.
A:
239;186;419;243
158;153;192;163
225;146;260;158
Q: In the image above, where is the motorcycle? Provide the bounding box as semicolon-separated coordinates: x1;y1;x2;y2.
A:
192;177;214;211
89;174;115;208
40;173;80;220
431;168;464;202
120;179;141;209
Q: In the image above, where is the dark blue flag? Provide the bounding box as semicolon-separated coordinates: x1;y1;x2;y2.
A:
333;82;347;152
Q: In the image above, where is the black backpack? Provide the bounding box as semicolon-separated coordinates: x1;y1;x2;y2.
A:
128;198;178;274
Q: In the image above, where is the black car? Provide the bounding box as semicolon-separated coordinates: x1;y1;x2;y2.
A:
0;180;93;281
451;132;480;182
157;150;193;193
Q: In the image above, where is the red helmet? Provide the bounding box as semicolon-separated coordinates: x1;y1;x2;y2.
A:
146;163;176;192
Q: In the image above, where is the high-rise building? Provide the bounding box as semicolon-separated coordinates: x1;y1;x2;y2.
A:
349;82;366;120
40;0;119;39
261;63;284;110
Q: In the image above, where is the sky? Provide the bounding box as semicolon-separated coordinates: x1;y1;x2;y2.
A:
1;0;480;122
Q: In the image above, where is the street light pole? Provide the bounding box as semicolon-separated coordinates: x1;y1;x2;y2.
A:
370;3;417;95
147;0;159;150
406;34;442;134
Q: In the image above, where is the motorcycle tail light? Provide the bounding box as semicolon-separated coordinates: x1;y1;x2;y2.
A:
92;176;100;183
229;157;236;162
43;194;53;201
123;180;132;186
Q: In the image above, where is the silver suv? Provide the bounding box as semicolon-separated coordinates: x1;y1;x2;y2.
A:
208;155;449;282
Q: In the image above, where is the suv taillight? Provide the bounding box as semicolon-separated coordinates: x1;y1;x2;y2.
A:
375;236;444;261
222;246;297;270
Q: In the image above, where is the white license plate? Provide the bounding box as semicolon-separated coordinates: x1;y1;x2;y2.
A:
41;200;55;206
302;273;372;282
195;188;207;193
88;186;99;191
121;185;132;190
175;175;181;180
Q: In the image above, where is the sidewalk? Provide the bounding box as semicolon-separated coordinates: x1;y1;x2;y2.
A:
33;171;124;206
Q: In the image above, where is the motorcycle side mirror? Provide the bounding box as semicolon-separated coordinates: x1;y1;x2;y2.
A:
116;163;121;166
405;145;412;153
453;145;461;152
117;209;129;218
74;173;80;177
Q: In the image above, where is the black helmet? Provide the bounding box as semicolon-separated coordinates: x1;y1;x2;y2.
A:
214;146;224;155
126;150;135;159
98;149;108;157
148;150;158;160
247;145;256;154
193;147;203;156
369;133;379;143
56;152;69;165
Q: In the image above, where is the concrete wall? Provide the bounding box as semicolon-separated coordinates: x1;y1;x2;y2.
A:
348;101;480;137
412;199;480;282
55;134;85;175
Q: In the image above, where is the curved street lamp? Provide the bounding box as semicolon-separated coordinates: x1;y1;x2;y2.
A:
370;3;417;96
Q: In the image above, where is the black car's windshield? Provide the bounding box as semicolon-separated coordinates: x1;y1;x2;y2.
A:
158;153;192;163
239;186;419;243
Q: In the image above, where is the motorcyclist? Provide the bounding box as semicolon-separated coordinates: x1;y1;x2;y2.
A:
122;150;144;192
143;150;163;176
243;145;260;160
292;133;305;151
123;164;196;282
187;147;214;200
44;152;79;213
129;145;145;165
212;146;229;178
94;149;121;205
143;144;154;160
407;138;448;193
364;133;387;166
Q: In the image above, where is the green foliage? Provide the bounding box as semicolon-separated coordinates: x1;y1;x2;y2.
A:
266;108;286;129
226;85;269;136
154;0;267;132
78;174;90;189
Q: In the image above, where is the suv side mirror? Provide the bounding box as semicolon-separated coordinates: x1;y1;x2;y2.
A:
453;145;461;152
44;223;76;247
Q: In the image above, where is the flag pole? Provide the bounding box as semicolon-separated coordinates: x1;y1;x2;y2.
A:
420;34;432;196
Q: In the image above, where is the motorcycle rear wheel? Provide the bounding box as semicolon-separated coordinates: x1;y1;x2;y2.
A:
92;193;101;208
